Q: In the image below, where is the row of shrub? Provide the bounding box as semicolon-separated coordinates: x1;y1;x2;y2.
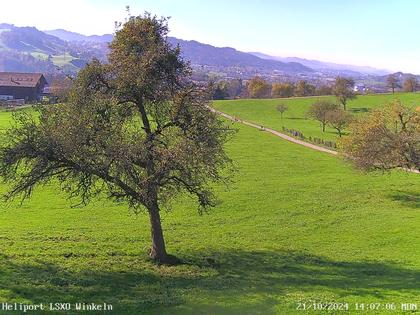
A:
282;127;337;149
308;137;337;149
282;127;305;139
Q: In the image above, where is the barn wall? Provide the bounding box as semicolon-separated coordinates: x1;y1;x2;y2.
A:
0;86;39;101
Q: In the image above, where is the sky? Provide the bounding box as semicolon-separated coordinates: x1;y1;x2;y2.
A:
0;0;419;73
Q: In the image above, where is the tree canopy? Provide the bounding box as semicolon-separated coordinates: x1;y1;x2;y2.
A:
333;77;356;110
271;83;294;98
276;104;288;122
326;108;353;137
340;101;419;172
403;76;418;92
294;80;315;97
386;74;399;93
247;76;271;99
307;100;338;132
0;13;234;263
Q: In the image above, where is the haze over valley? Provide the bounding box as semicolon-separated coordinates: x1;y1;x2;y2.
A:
1;23;418;92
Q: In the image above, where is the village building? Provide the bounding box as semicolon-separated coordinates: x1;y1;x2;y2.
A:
0;72;47;103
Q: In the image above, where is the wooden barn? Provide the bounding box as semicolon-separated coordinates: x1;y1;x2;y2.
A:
0;72;47;103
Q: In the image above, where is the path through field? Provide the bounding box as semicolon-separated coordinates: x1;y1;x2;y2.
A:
210;107;338;155
211;107;420;174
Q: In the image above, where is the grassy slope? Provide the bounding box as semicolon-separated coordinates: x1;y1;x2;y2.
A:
0;110;14;130
30;52;79;72
214;93;420;141
51;53;76;66
0;108;37;132
0;110;419;314
31;52;49;60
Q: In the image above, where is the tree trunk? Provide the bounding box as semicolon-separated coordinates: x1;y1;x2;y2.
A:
136;100;169;263
148;201;168;263
322;123;326;132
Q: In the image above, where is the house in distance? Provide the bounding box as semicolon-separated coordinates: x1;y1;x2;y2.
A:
0;72;47;104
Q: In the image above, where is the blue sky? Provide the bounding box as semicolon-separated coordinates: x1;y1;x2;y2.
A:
1;0;419;73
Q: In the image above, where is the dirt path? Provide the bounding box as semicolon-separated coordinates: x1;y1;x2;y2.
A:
211;107;419;174
210;108;338;155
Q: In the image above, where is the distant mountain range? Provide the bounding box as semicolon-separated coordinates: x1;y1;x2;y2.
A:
43;29;392;76
44;29;313;74
0;23;108;74
0;25;313;76
249;52;390;76
167;38;313;73
44;29;113;43
0;24;68;54
0;23;413;84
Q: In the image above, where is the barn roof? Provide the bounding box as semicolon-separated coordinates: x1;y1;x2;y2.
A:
0;72;46;88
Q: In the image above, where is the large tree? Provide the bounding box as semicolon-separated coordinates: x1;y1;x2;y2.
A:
226;79;244;99
210;80;229;100
340;101;419;171
294;80;315;97
307;100;338;132
386;74;399;93
247;76;271;99
332;76;356;110
403;76;418;93
271;82;294;98
316;85;333;96
0;13;233;263
326;108;353;137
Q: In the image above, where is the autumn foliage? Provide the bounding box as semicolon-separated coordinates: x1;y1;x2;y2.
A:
340;101;419;171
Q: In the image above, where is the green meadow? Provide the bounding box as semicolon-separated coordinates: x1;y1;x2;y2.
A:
0;102;419;314
30;52;80;72
30;52;76;66
214;93;420;141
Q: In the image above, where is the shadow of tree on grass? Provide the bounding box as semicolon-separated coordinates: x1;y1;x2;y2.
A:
389;190;420;209
0;250;419;314
349;107;369;113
